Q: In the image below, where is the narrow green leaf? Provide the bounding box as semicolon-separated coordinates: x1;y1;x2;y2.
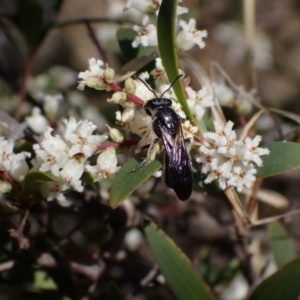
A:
22;171;61;195
109;158;162;208
157;0;194;123
268;222;296;268
256;142;300;178
145;223;215;300
108;281;125;300
248;259;300;300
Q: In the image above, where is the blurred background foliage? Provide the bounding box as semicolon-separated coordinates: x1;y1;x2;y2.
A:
1;0;300;299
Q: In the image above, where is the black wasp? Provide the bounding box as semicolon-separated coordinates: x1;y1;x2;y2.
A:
131;75;193;201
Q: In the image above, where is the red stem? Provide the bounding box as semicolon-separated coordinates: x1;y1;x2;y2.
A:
102;78;144;106
15;51;35;121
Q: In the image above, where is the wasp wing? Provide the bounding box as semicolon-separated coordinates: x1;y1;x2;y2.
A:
159;125;193;201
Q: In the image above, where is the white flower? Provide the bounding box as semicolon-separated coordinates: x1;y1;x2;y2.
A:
176;19;207;51
186;86;214;121
124;0;158;13
151;58;169;85
25;107;49;134
135;78;155;101
0;138;14;171
181;120;198;141
212;82;235;107
176;6;188;15
238;135;270;167
0;137;30;183
116;107;156;148
171;100;186;119
41;181;70;202
124;0;188;16
60;157;85;192
63;117;108;158
132;15;157;48
86;147;120;180
212;81;253;114
227;162;257;192
78;58;112;91
33;128;70;176
43;94;63;119
197;121;269;191
9;152;31;182
33;143;69;177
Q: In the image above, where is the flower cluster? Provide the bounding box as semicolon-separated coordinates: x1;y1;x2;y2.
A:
0;137;30;185
32;117;120;201
125;1;207;51
196;121;270;192
77;57;212;150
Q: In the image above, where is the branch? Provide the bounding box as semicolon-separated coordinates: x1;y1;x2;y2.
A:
55;17;134;28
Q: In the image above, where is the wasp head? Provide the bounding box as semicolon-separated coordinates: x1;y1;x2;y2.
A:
144;98;172;116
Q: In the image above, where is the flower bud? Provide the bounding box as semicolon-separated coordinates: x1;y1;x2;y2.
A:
107;91;127;104
104;65;116;83
26;107;49;134
85;76;99;88
84;76;109;91
43;94;63;119
0;181;11;193
124;78;136;95
106;125;124;143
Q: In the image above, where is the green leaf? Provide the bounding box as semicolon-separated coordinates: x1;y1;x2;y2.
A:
117;28;139;61
34;269;57;290
268;222;296;268
109;158;162;208
256;142;300;178
145;223;215;300
22;171;62;195
157;0;194;123
248;259;300;300
108;281;125;300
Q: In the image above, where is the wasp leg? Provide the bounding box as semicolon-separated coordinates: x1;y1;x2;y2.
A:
135;143;151;154
184;138;192;151
129;138;162;173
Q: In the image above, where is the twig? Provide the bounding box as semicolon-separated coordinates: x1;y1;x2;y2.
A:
9;206;30;249
15;52;35;121
85;21;107;63
55;17;134;28
243;0;257;90
37;252;106;281
70;261;105;281
230;207;254;284
140;265;159;286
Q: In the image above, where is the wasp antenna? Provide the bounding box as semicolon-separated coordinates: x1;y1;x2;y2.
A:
161;74;183;98
133;76;159;98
